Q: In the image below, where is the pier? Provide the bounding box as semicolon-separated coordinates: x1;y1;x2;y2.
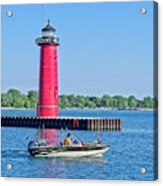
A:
1;116;122;131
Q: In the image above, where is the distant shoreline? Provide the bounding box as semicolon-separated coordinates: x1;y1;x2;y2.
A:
2;89;158;112
1;107;156;112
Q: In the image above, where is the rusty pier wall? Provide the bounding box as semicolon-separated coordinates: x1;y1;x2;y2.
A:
1;116;122;131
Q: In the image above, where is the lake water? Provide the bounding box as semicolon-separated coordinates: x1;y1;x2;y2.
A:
1;109;158;180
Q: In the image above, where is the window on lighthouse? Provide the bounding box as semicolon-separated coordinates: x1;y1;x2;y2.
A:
42;31;54;38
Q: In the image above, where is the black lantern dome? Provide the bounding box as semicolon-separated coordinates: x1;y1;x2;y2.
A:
42;20;56;32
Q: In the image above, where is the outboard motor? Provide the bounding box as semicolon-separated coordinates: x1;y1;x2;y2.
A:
28;140;39;156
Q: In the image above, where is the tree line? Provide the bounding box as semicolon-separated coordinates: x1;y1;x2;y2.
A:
1;89;157;110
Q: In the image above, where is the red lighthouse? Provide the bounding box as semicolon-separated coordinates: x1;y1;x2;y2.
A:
36;20;59;118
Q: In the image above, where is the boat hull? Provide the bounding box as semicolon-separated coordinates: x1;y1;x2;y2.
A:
28;144;110;158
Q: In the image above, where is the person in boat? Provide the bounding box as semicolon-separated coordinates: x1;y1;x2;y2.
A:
63;133;72;146
73;138;83;146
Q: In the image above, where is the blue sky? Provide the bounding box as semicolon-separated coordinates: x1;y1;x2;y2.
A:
1;2;155;98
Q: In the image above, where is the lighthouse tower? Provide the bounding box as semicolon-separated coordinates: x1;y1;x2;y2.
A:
36;20;59;118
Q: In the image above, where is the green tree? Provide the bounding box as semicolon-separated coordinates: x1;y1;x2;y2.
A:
117;96;128;109
15;97;24;108
137;100;144;108
112;96;119;108
59;95;71;108
128;96;137;109
101;95;111;108
1;93;10;107
7;89;22;107
24;99;31;108
27;90;38;108
143;96;155;108
86;101;96;108
67;94;76;107
75;95;85;108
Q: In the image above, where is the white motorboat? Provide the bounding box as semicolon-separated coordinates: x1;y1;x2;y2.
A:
28;140;110;158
